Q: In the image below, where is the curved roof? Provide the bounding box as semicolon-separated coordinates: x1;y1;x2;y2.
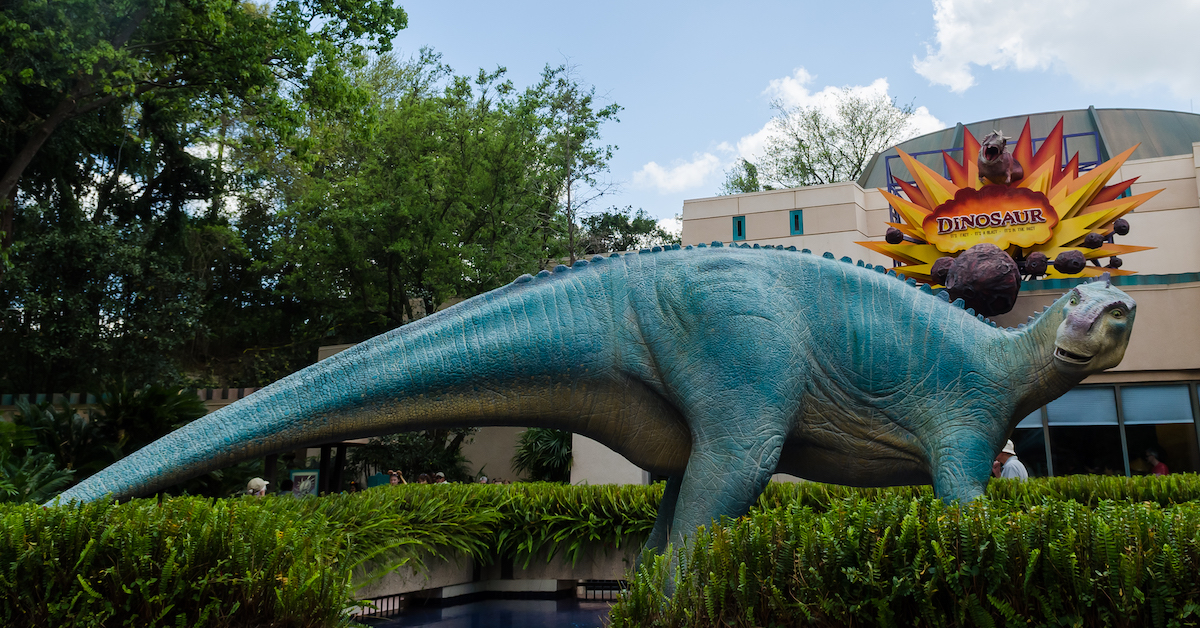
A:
858;107;1200;190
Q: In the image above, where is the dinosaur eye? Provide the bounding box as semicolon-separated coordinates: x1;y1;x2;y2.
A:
1111;309;1124;319
1069;294;1079;306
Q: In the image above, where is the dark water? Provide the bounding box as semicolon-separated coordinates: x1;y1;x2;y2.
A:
365;599;613;628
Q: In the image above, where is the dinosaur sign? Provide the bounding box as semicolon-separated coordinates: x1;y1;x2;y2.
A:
859;117;1158;284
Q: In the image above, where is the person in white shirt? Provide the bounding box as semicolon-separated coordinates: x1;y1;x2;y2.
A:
992;439;1029;481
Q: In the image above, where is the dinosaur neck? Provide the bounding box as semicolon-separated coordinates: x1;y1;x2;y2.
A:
1007;293;1082;421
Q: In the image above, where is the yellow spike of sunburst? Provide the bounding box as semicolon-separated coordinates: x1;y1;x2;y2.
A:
896;150;958;207
880;190;932;232
884;222;927;241
1015;159;1056;196
1050;145;1138;220
1043;265;1136;279
1081;244;1155;259
892;264;934;284
856;241;945;266
1034;192;1148;252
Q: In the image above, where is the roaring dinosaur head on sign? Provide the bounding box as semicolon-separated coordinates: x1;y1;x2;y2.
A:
980;130;1008;162
1051;275;1136;376
977;130;1024;185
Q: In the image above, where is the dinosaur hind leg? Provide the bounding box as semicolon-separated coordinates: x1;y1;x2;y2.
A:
666;428;787;552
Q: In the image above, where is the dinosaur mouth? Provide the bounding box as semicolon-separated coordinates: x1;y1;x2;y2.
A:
984;146;1001;161
1054;346;1093;364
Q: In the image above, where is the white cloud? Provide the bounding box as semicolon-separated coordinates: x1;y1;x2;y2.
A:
732;69;946;163
656;217;681;239
633;69;946;197
914;0;1200;96
633;153;723;193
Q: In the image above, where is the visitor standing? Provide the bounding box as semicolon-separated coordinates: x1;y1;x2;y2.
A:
1146;448;1170;475
992;440;1029;481
246;477;270;496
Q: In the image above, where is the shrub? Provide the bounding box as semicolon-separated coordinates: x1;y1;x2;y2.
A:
612;481;1200;627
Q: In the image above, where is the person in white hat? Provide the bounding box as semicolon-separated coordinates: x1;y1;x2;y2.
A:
246;477;270;496
992;440;1029;481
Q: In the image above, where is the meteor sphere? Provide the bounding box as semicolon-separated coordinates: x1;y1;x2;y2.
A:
1054;250;1087;274
944;243;1021;316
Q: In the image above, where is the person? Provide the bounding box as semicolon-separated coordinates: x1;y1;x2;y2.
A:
1146;448;1170;475
434;471;446;484
279;479;295;496
387;469;406;485
992;440;1028;481
416;473;430;484
477;475;488;484
246;477;269;496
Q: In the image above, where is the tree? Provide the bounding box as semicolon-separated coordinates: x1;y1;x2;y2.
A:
527;64;622;264
758;91;917;189
0;0;407;259
0;0;406;391
511;428;572;483
578;206;680;254
275;53;565;340
346;429;478;483
719;159;767;195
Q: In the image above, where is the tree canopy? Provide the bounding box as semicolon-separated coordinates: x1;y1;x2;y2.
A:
720;90;918;193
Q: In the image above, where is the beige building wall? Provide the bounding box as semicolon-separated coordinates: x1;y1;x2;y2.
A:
680;143;1200;277
570;434;648;485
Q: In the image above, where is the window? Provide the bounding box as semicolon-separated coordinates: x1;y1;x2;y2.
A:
789;210;804;235
732;216;746;241
1016;383;1200;477
1046;387;1123;475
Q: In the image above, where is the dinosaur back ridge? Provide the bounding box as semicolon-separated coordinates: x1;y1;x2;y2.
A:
502;241;1070;333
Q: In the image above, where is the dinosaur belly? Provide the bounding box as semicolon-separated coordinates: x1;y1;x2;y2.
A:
777;390;932;487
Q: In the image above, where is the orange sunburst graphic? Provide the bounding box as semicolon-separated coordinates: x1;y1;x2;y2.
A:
856;117;1159;285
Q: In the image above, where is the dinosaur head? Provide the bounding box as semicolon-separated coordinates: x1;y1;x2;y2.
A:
1052;275;1136;376
980;130;1008;163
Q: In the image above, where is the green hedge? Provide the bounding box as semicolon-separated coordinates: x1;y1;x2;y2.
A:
10;477;1200;627
612;481;1200;627
0;483;660;627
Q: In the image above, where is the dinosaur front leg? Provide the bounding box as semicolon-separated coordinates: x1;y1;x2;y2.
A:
928;428;997;502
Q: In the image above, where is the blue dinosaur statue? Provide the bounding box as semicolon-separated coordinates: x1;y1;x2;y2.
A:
54;244;1136;553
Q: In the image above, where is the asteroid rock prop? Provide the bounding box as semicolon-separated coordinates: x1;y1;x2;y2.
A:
1054;250;1086;275
1024;251;1049;277
931;257;955;285
945;243;1021;316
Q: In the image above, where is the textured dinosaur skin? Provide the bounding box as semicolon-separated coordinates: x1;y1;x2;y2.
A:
54;244;1136;552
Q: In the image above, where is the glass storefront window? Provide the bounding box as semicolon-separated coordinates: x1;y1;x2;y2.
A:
1122;385;1193;424
1125;423;1200;474
1046;387;1118;426
1011;427;1048;477
1048;425;1125;476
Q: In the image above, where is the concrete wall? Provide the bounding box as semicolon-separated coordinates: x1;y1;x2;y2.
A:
355;542;641;601
570;434;647;485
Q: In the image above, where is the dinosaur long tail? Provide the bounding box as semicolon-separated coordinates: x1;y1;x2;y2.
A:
54;274;689;504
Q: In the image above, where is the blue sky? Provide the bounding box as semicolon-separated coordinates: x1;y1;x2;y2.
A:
391;0;1200;229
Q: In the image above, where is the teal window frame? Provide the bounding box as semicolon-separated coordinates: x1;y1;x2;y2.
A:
789;210;804;235
732;216;746;241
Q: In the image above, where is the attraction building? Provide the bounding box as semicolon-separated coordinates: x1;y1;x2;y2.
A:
671;107;1200;479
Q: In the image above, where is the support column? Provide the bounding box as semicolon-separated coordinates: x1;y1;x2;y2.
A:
332;445;347;493
318;445;332;494
263;454;278;488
